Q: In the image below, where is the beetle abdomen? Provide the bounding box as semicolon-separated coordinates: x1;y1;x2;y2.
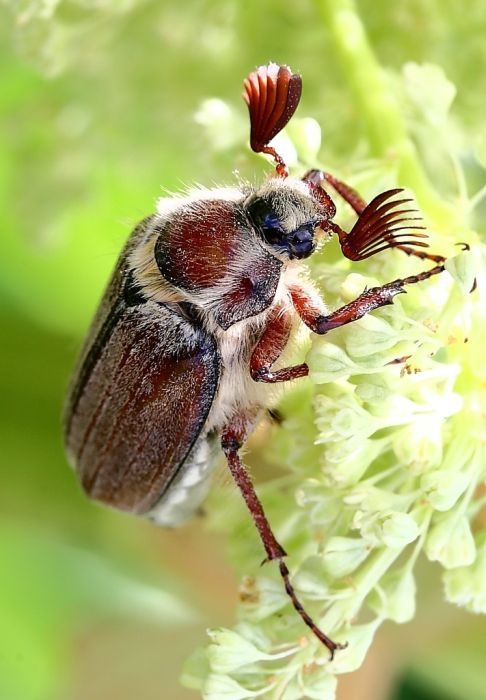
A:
146;433;219;526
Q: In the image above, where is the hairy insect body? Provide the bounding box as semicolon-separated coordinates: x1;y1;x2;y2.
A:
66;178;323;524
66;63;445;654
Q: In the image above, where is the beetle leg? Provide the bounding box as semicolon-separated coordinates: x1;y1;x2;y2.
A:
250;305;309;383
252;363;309;383
222;424;286;562
391;244;445;264
290;262;445;334
221;423;345;658
304;169;367;214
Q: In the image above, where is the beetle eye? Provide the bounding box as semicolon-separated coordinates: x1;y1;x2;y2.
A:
260;212;284;243
246;196;316;259
247;199;284;241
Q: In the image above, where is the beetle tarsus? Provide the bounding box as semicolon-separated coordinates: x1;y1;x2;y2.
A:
392;244;445;263
312;284;406;335
278;560;346;659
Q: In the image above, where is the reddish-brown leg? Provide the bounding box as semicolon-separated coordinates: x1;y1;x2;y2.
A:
261;146;288;178
394;244;445;263
304;169;367;214
221;422;344;658
250;305;309;383
249;262;446;381
290;261;445;334
304;169;445;264
253;363;309;383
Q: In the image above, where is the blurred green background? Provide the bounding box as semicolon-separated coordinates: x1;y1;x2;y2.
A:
0;2;484;699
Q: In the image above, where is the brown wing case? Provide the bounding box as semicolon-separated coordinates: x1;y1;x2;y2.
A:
64;299;219;514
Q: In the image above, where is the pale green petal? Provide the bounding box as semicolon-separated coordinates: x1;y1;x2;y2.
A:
328;620;381;674
321;537;370;578
368;569;416;623
426;514;476;569
443;540;486;613
444;250;478;295
202;674;270;700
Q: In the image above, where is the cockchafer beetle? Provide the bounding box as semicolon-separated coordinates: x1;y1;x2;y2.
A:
64;63;446;657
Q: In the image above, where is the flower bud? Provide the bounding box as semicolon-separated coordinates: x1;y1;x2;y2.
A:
356;511;419;549
181;648;210;691
296;481;341;526
425;513;476;568
300;666;337;700
368;568;416;623
444;539;486;613
324;437;384;486
293;556;332;598
207;629;275;674
331;408;373;440
321;537;370;578
307;342;359;383
445;250;477;295
202;673;269;699
393;417;443;472
344;314;401;358
421;469;469;511
354;375;392;405
345;485;410;514
380;512;420;548
238;576;288;622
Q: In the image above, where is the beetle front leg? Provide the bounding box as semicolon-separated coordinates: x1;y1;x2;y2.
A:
290;262;445;334
250;305;309;383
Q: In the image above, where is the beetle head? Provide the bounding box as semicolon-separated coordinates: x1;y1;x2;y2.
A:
242;64;333;261
245;178;329;261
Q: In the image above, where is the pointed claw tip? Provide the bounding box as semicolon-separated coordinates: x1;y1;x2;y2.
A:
328;640;348;661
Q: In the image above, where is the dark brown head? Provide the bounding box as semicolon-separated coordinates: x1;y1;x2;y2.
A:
242;63;428;264
244;177;330;261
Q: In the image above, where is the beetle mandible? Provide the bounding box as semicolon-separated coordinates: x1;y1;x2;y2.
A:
64;63;446;657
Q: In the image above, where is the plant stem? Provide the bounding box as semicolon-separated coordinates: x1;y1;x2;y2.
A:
314;0;457;229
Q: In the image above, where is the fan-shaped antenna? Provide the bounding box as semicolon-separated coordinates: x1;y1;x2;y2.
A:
243;63;302;177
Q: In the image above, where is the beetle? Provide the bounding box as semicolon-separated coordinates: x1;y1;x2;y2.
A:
64;63;446;657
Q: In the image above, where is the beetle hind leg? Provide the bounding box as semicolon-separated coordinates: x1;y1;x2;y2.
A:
221;423;344;659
